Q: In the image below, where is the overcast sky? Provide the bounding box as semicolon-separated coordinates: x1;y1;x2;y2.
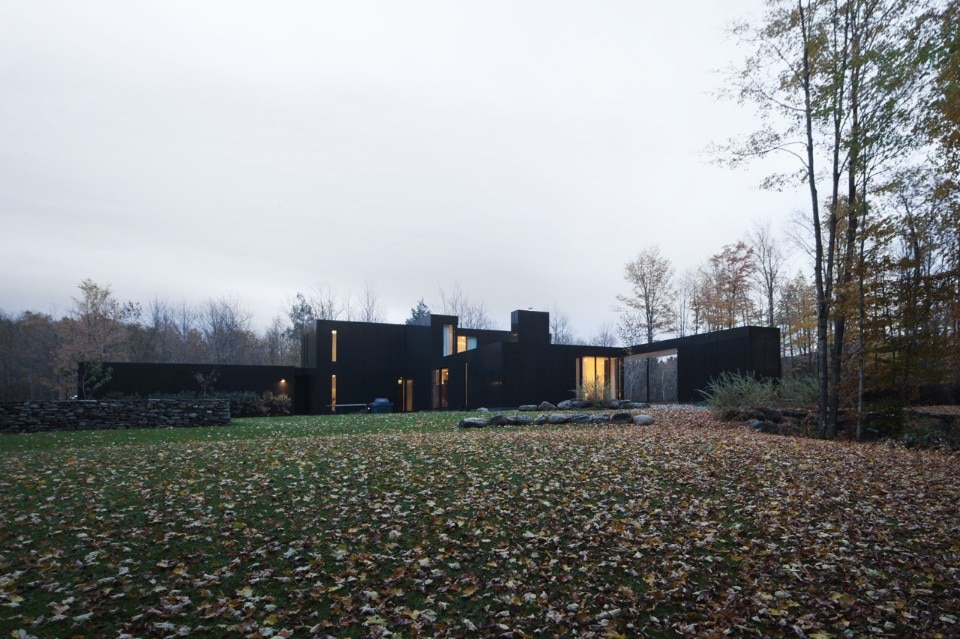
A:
0;1;806;340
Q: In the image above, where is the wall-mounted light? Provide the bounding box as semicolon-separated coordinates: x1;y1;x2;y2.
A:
280;379;287;384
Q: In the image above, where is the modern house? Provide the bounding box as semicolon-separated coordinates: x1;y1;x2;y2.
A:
299;310;624;413
93;309;781;413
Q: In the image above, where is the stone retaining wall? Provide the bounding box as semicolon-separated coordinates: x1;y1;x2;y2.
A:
0;399;231;434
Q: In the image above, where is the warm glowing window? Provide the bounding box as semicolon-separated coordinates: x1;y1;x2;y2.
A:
331;374;337;411
456;335;478;353
578;357;619;400
331;330;337;362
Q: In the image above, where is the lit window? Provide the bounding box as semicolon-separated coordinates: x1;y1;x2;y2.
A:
578;357;619;400
331;374;337;411
331;330;337;362
457;335;478;353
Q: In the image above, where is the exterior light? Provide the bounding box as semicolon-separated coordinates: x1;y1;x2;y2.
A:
280;379;286;384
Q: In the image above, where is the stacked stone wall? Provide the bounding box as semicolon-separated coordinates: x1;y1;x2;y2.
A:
0;399;231;434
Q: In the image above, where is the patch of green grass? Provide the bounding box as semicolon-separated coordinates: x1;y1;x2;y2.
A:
1;409;958;638
0;411;471;453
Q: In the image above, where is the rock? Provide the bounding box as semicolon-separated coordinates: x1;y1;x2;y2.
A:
600;399;622;409
519;404;539;412
569;413;592;423
534;413;550;424
610;412;634;424
507;415;533;426
745;419;781;434
548;414;570;424
590;413;612;423
761;408;784;423
557;399;577;410
632;414;655;425
458;417;489;428
622;402;650;410
487;414;510;426
538;401;557;411
476;407;490;413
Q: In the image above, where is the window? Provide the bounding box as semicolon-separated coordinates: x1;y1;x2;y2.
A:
331;330;338;362
457;335;478;353
442;325;455;356
331;374;337;412
577;357;619;400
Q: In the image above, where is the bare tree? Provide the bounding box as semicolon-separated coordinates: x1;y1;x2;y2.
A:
590;323;619;347
200;296;254;365
617;247;675;344
436;283;495;329
549;305;575;345
749;220;787;327
355;282;385;323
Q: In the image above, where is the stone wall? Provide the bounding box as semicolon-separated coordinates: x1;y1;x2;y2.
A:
0;399;231;434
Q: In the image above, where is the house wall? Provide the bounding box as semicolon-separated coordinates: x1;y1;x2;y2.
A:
91;362;297;402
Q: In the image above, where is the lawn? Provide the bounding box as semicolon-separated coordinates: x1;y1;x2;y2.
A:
0;408;957;638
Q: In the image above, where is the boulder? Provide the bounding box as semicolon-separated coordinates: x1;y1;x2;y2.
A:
538;401;557;411
557;400;577;410
569;413;592;423
548;414;570;424
610;412;634;424
458;417;489;429
507;415;533;426
745;419;781;434
519;404;539;412
487;414;510;426
632;414;655;426
622;402;650;410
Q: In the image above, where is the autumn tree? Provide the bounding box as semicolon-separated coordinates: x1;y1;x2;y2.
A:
617;247;675;344
725;0;934;436
777;272;818;370
699;242;757;331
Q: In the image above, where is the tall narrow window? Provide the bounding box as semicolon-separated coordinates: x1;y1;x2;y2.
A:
331;374;337;412
331;330;337;362
442;325;454;356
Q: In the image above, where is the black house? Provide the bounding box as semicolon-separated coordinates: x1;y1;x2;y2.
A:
92;309;781;414
299;310;624;413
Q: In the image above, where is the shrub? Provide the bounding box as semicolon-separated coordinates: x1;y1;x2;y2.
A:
700;371;778;420
573;379;613;402
778;372;819;407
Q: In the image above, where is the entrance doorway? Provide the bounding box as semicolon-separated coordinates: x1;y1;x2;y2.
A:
432;368;449;409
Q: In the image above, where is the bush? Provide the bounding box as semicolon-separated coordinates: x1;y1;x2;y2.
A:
778;373;819;407
700;371;779;420
573;379;613;402
217;391;292;418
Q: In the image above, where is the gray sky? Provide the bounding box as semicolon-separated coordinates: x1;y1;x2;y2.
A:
1;1;804;339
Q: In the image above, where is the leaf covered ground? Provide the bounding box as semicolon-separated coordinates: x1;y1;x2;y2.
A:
1;408;958;638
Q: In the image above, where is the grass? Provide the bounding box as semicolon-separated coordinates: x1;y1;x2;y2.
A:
1;409;958;638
